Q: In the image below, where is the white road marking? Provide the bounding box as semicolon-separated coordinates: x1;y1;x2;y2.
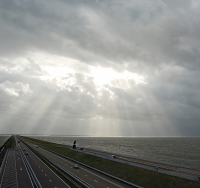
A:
94;180;98;182
81;168;123;188
45;174;47;176
35;145;110;187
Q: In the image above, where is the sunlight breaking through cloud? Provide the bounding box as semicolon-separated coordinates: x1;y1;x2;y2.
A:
0;0;200;136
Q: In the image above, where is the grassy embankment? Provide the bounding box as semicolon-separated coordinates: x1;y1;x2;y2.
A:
24;136;200;188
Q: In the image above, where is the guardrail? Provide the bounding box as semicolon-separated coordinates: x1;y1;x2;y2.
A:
20;137;92;188
12;136;17;150
18;146;42;188
20;137;143;188
45;157;92;188
0;147;4;155
39;145;143;188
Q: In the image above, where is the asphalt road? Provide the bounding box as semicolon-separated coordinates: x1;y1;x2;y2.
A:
0;136;71;188
19;141;70;188
25;140;136;188
0;149;19;188
15;146;34;188
0;148;34;188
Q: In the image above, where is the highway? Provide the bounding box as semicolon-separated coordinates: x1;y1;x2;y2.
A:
16;147;34;188
18;141;70;188
2;135;198;188
23;139;139;188
0;148;34;188
0;137;70;188
0;149;19;188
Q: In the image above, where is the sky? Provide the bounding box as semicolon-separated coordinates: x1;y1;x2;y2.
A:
0;0;200;136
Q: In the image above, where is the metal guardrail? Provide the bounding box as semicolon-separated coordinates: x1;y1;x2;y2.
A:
20;138;92;188
47;162;80;188
40;146;143;188
20;137;143;188
0;147;4;155
12;136;16;149
18;146;42;188
44;156;92;188
73;148;162;171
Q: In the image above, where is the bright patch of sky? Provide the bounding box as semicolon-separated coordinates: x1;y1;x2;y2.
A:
0;0;200;136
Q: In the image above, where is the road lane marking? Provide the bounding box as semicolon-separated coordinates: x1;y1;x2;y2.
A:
40;148;112;187
94;180;98;182
81;168;123;188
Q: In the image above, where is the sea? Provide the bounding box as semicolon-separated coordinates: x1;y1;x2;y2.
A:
0;135;10;147
31;136;200;169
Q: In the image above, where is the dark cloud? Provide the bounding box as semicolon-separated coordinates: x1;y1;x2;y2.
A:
0;0;200;136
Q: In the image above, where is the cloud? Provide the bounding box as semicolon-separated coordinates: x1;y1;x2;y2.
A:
1;0;199;69
0;0;200;136
0;81;32;97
